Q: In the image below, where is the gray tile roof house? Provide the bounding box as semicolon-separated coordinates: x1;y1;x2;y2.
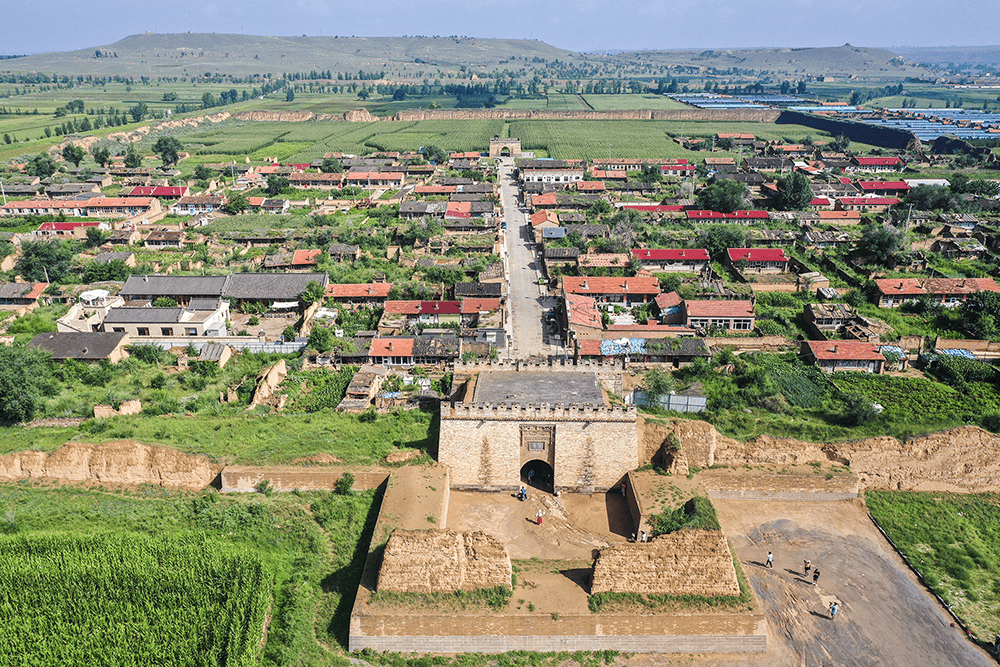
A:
119;273;330;305
120;275;229;302
30;331;129;362
225;272;329;301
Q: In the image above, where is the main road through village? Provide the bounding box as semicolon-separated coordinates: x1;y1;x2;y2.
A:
498;158;561;360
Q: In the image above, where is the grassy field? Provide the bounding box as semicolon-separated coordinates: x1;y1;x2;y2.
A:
0;532;272;665
0;480;380;665
0;409;435;466
867;491;1000;647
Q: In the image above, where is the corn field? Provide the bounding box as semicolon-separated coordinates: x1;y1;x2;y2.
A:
0;532;273;667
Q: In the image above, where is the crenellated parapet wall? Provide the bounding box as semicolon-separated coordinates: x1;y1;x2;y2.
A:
453;358;625;373
444;402;636;422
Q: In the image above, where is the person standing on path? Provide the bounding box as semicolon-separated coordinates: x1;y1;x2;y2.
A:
829;601;839;619
535;509;543;526
527;469;535;486
804;559;812;576
766;552;773;568
813;569;821;586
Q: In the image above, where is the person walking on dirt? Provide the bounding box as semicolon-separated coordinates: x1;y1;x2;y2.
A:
813;569;821;586
518;486;527;501
829;601;839;620
766;552;773;568
804;559;812;576
527;470;535;486
535;509;543;526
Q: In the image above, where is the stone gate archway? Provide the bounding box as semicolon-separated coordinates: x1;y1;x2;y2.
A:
489;136;521;158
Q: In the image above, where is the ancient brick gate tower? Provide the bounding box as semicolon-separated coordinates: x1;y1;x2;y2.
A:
489;136;521;158
438;365;638;494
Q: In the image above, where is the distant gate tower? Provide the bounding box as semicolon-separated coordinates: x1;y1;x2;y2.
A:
489;136;521;158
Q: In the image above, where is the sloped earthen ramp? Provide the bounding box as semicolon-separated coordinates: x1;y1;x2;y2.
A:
377;530;512;594
591;529;740;597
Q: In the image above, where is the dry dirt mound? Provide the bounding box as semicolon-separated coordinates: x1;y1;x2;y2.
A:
642;419;1000;493
232;110;339;123
591;529;740;596
0;440;221;490
377;529;512;594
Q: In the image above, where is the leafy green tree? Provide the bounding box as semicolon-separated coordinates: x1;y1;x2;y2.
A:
695;179;748;213
151;137;183;166
320;157;344;173
643;367;675;402
16;240;76;282
91;145;111;167
285;88;295;102
123;144;142;169
265;174;289;196
84;227;109;248
222;192;249;214
308;326;334;352
961;291;1000;339
638;165;662;184
857;223;909;268
901;185;959;212
194;164;213;181
26;153;57;178
129;102;149;123
587;199;613;218
698;225;748;259
422;145;448;164
299;280;326;306
0;345;56;423
773;172;813;211
83;259;129;283
61;144;85;167
153;297;178;308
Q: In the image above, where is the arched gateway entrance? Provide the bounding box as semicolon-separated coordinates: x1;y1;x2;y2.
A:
520;460;554;493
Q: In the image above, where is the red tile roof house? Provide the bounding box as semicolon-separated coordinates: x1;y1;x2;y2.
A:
368;338;415;366
801;340;885;374
836;197;900;212
922;277;1000;306
126;186;190;198
873;278;926;308
325;282;394;304
36;221;105;238
631;248;710;272
857;180;911;197
290;172;345;189
577;253;631;273
345;172;405;189
562;276;660;305
726;248;789;273
563;292;604;340
683;300;755;333
849;156;905;173
685;210;770;225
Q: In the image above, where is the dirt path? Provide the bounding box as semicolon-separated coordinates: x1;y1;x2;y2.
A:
709;498;994;667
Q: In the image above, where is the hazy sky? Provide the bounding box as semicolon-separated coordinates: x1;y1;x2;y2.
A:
1;0;997;55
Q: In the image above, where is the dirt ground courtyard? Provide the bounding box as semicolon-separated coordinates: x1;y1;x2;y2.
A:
443;485;995;665
446;488;633;615
692;497;995;667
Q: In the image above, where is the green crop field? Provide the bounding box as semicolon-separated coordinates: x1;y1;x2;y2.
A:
0;481;380;665
867;491;1000;646
0;532;272;665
